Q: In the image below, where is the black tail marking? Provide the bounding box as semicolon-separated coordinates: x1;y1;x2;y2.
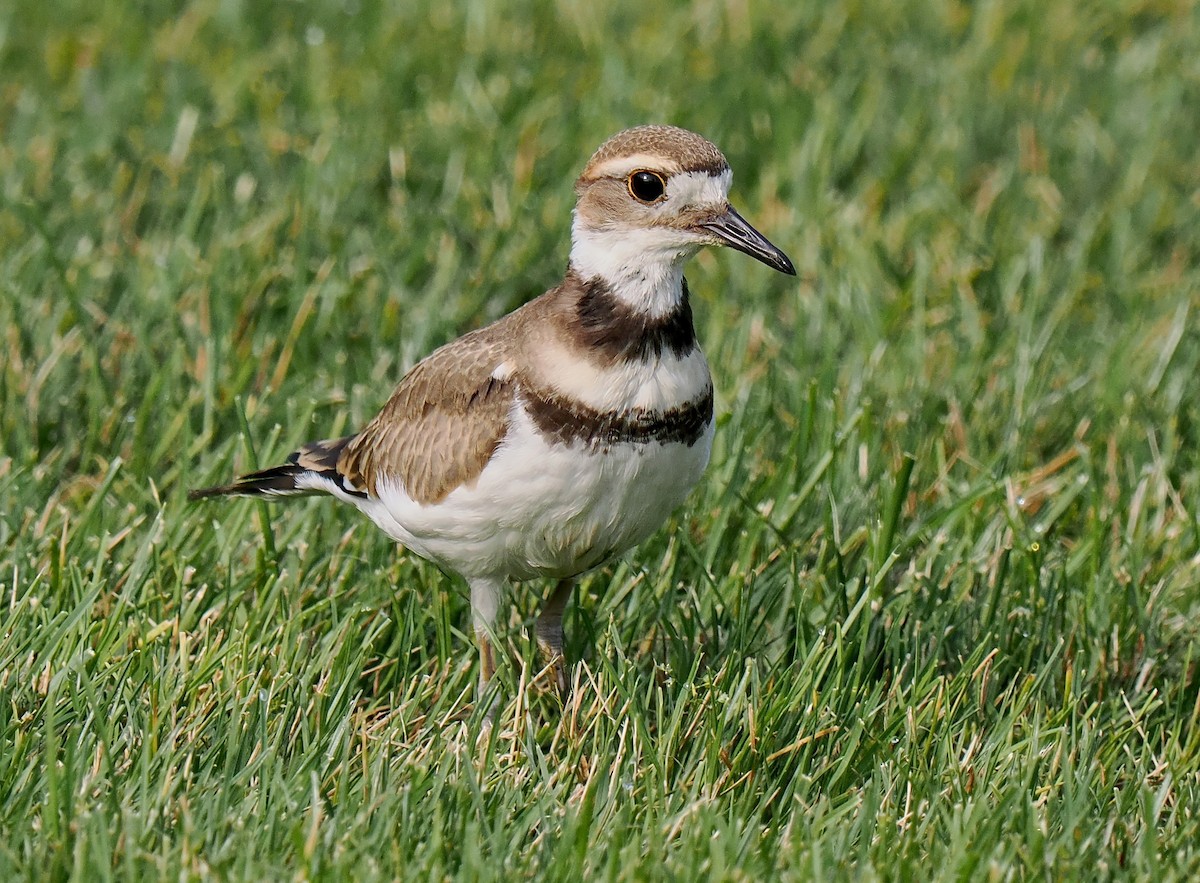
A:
187;463;314;500
189;435;365;501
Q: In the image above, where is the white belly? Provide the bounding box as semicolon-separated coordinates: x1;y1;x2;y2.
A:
357;405;714;580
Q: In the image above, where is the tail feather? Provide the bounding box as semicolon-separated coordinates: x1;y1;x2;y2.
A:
189;435;363;501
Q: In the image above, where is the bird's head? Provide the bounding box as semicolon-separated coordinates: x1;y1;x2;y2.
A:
569;125;796;294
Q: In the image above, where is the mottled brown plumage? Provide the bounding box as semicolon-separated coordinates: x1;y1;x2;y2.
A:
578;125;730;181
337;321;516;504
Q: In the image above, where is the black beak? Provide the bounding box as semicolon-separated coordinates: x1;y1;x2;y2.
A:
700;205;796;275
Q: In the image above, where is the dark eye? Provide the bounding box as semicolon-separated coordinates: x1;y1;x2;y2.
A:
627;170;666;203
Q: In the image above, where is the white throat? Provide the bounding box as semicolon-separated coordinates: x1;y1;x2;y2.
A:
568;217;696;319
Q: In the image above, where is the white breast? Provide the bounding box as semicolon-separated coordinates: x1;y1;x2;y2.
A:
355;393;714;582
530;338;711;412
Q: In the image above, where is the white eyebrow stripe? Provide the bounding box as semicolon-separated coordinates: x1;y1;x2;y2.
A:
587;154;684;180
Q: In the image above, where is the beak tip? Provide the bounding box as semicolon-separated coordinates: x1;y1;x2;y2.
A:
702;206;798;278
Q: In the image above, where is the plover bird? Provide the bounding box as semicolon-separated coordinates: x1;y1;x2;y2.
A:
191;125;795;712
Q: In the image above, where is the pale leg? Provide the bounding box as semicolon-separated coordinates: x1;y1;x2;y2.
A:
536;578;574;699
469;576;503;721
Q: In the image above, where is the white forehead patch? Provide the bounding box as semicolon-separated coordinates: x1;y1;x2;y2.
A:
666;168;732;209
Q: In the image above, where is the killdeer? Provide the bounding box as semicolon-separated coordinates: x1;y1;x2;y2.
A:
191;125;795;714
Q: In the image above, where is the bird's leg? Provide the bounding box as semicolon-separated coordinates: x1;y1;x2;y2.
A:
469;577;504;723
478;634;496;684
536;578;574;699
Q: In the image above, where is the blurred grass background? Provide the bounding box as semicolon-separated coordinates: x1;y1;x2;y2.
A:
2;0;1200;878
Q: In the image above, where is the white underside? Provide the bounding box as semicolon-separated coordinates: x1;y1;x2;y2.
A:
298;223;724;626
336;401;714;582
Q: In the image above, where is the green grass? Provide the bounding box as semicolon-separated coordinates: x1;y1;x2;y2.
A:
3;0;1200;878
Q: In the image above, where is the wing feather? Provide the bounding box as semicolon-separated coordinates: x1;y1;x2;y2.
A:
337;326;515;505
